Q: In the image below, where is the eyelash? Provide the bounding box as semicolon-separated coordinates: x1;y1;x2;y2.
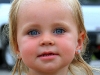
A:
28;29;40;36
53;28;66;34
28;28;66;36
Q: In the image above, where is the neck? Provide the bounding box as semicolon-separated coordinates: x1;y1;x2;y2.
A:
27;67;68;75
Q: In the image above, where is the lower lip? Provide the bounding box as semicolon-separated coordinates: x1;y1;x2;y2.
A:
38;55;58;60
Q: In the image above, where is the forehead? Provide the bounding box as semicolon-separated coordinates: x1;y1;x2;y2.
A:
17;0;74;21
18;0;71;13
17;0;77;29
17;0;78;35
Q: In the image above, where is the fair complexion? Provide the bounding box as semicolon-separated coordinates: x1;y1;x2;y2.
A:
17;0;84;75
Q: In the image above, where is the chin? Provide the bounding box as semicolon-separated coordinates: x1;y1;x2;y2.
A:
43;65;63;73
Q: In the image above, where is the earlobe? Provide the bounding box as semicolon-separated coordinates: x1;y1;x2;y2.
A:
15;45;21;59
15;49;22;59
17;54;22;59
15;48;20;54
77;31;85;50
75;50;81;54
15;44;20;54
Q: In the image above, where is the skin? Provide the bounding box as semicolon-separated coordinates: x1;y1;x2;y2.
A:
16;0;85;75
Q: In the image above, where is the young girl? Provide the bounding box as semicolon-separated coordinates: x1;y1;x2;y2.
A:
9;0;95;75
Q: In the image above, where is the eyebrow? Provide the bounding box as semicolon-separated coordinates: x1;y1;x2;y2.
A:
21;21;72;32
20;23;42;33
23;23;41;29
52;21;70;28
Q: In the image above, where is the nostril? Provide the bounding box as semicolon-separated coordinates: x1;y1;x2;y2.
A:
40;40;54;46
42;43;45;45
40;38;55;46
41;42;52;46
49;42;53;45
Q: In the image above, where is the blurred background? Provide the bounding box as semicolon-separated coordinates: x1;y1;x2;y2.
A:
0;0;100;75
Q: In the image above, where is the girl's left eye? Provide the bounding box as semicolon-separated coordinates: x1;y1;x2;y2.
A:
28;30;40;36
53;28;65;34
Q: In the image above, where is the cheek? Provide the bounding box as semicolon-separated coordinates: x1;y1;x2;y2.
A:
56;38;77;60
18;39;38;61
59;40;75;54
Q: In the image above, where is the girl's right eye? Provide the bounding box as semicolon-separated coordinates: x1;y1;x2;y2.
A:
28;30;40;36
53;28;65;34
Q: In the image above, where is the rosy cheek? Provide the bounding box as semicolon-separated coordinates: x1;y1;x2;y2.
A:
18;39;38;58
56;38;76;55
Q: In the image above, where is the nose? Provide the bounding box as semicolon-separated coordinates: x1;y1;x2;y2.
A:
40;35;55;46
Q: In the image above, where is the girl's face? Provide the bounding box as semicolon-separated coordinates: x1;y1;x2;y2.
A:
17;0;84;74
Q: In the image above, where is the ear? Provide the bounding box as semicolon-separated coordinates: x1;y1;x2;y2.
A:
76;31;85;51
15;44;22;59
15;44;20;54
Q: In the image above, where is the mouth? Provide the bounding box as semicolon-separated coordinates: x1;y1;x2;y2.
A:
38;52;59;57
38;53;58;57
37;52;59;60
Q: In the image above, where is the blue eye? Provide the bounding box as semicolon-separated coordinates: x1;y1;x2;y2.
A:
28;30;40;36
53;28;65;34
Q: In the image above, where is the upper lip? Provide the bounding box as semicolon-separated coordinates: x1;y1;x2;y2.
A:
37;51;59;57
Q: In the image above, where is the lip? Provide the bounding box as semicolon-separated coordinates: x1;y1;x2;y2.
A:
37;51;59;60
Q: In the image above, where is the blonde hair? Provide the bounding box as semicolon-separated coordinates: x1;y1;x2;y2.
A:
9;0;93;75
